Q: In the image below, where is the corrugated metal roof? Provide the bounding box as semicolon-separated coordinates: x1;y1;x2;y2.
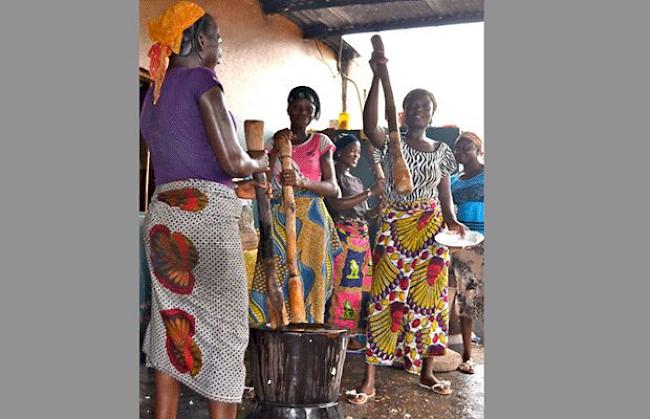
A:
260;1;483;38
258;0;483;56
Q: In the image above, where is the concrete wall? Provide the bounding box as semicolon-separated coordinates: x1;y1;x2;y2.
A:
140;0;348;140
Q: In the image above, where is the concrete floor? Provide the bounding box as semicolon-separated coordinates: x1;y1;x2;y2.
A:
139;343;484;419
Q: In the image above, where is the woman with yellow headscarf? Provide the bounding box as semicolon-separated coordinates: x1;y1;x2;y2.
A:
140;2;268;418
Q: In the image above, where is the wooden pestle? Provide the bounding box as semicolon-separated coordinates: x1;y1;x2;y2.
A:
244;120;288;329
371;34;414;196
275;134;307;324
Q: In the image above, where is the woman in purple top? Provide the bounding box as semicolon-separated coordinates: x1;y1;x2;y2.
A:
139;3;268;419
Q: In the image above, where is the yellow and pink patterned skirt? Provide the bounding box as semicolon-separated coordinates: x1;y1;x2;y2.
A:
365;199;451;375
327;219;373;338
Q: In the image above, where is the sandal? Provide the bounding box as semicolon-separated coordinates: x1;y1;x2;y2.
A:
457;360;475;375
345;389;376;405
346;335;366;354
419;380;453;396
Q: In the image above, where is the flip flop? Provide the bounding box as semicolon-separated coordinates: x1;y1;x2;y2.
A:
457;360;475;375
419;380;453;396
346;336;366;354
345;389;376;405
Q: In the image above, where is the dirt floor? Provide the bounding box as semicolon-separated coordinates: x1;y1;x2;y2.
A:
139;343;484;419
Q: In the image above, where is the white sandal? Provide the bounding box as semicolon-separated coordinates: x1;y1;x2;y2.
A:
419;380;453;396
458;359;475;374
345;389;376;405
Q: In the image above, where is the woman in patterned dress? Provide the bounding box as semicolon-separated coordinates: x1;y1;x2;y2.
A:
346;53;467;403
450;131;485;375
325;133;385;351
140;3;269;418
248;86;343;324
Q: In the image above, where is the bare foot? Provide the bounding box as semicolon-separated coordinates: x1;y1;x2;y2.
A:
347;339;365;351
457;359;475;374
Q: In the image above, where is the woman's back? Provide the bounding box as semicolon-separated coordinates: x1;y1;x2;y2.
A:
140;66;231;187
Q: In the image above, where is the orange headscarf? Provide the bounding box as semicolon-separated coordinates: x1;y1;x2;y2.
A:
458;131;484;155
147;1;206;104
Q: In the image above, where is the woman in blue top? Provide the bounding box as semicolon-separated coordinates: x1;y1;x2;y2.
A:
451;132;484;234
450;131;485;374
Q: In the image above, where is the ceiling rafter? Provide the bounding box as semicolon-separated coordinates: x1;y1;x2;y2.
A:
303;11;484;38
261;0;415;14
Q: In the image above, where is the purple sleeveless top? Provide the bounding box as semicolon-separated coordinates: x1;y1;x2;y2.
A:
140;66;233;187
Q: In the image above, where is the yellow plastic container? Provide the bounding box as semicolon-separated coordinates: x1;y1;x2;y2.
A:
337;112;350;130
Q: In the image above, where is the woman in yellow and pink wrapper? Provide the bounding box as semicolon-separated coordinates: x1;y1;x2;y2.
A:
346;52;467;405
248;86;343;325
325;133;385;352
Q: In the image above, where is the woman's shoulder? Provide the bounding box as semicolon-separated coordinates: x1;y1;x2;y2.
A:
432;139;451;153
435;140;457;176
456;169;485;185
187;67;222;94
336;171;361;184
187;66;217;78
335;171;350;186
315;131;333;144
312;132;335;154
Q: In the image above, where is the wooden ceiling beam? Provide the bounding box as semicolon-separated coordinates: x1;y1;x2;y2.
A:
261;0;414;15
303;11;484;38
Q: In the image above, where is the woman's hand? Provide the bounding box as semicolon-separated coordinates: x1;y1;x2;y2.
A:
445;219;469;238
273;128;294;145
369;52;388;75
249;150;270;173
256;153;270;173
234;179;272;200
281;168;307;189
369;178;386;199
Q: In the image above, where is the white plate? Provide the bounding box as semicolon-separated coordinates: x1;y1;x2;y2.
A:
435;230;484;248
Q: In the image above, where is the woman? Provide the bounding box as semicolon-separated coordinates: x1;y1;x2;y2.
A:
326;133;384;351
346;53;467;404
139;3;268;418
450;131;485;375
249;86;343;324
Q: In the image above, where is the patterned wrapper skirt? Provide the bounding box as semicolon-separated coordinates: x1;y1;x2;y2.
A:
365;199;451;375
327;219;373;335
249;191;343;324
450;242;484;320
141;179;249;403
